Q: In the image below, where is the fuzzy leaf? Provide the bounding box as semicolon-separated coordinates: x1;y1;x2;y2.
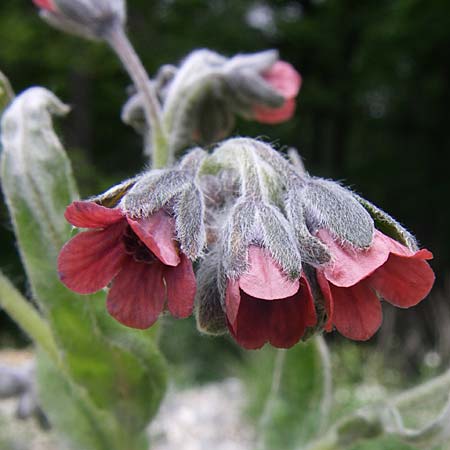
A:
195;250;228;335
354;193;418;250
0;71;13;115
123;169;191;217
257;203;302;280
174;186;206;259
302;178;374;249
0;88;167;442
90;176;139;208
285;187;331;265
36;352;126;450
222;199;257;278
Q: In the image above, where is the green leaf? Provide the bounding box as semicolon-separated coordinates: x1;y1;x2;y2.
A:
0;87;167;442
245;337;332;450
0;70;13;114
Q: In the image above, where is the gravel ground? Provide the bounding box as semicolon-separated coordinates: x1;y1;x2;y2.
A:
0;350;254;450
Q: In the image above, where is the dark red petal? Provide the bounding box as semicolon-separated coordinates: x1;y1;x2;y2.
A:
127;210;180;267
267;277;317;348
318;229;390;288
229;288;312;350
58;221;127;294
64;201;124;229
253;98;296;124
227;292;271;350
165;253;196;318
33;0;56;11
331;280;382;341
107;259;166;329
261;61;302;99
316;271;334;332
239;246;299;300
369;254;435;308
225;280;241;329
300;275;318;328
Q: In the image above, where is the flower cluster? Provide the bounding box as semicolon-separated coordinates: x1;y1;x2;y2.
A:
58;138;435;350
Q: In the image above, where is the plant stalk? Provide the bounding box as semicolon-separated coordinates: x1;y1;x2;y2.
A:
106;26;168;168
0;272;59;364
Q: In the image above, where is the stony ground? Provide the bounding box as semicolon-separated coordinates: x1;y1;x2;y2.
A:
0;350;254;450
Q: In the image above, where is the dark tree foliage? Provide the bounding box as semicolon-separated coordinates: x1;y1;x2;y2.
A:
1;0;449;362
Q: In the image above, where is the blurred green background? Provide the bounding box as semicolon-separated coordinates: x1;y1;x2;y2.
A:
1;0;449;373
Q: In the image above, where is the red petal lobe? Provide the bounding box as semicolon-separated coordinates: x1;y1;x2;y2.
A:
331;281;382;341
107;259;166;329
239;246;299;300
127;210;180;267
262;61;302;98
319;229;389;287
33;0;56;11
65;201;124;229
165;254;196;318
316;271;334;332
225;280;241;329
369;254;435;307
58;221;127;294
253;99;296;124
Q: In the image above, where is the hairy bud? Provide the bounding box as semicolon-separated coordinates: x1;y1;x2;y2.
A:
34;0;126;40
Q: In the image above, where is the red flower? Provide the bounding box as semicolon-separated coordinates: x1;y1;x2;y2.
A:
33;0;57;12
316;229;435;341
253;61;302;124
225;246;316;349
57;201;196;329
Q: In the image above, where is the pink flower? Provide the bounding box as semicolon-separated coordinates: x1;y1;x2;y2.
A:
316;229;435;341
225;246;316;349
57;201;196;329
253;61;302;124
33;0;57;12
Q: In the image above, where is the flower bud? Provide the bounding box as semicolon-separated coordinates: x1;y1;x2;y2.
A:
33;0;126;40
159;49;301;154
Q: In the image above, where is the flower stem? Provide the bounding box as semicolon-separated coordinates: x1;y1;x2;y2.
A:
106;26;168;168
315;336;333;433
255;349;287;450
0;272;59;364
304;366;450;450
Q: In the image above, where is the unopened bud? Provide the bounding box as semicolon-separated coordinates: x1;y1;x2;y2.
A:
33;0;126;40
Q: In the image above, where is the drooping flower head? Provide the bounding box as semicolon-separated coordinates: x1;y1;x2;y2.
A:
295;177;435;341
58;201;196;328
58;154;206;329
316;228;434;340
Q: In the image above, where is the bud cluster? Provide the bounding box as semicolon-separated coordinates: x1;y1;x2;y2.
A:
122;49;302;155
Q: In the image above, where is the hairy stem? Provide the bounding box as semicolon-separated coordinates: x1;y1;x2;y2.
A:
304;367;450;450
106;26;168;168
